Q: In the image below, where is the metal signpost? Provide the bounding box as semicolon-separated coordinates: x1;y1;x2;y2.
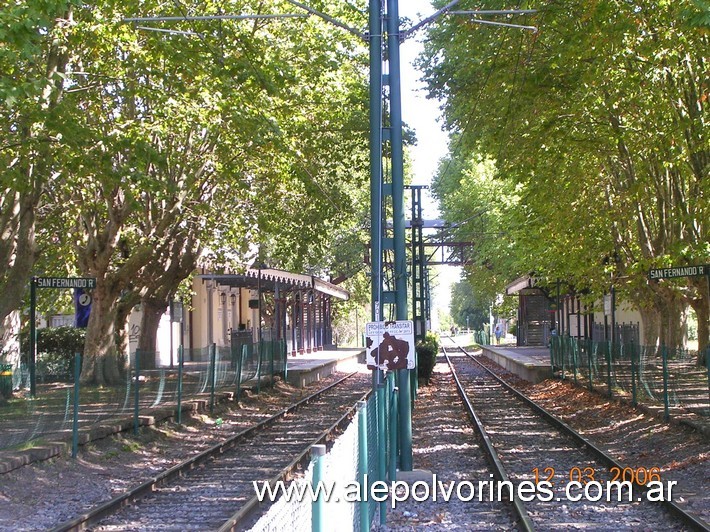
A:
29;277;97;396
649;264;710;412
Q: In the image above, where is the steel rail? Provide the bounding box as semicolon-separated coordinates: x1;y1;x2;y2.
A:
448;340;710;532
442;346;535;532
51;371;361;532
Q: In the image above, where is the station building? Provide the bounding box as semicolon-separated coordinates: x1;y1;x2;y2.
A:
505;275;642;347
129;267;349;367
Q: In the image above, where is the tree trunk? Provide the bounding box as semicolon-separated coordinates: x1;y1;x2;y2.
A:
137;297;167;370
0;311;21;368
114;291;139;376
0;193;39;325
81;282;123;385
658;295;686;349
638;305;660;349
688;280;709;367
134;231;201;361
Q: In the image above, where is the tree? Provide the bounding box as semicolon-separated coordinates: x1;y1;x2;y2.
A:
432;152;529;299
3;1;373;383
57;1;369;383
420;0;709;357
0;1;79;324
450;281;489;330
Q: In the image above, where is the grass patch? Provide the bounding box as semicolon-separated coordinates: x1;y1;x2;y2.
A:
7;437;52;452
121;441;141;453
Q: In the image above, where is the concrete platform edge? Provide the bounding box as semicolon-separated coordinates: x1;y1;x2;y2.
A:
286;350;365;388
480;346;551;384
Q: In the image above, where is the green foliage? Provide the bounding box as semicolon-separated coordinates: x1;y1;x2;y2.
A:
432;153;528;303
37;326;85;359
437;309;453;332
420;0;709;350
21;326;85;378
416;332;440;384
1;0;373;381
681;0;710;27
450;281;490;329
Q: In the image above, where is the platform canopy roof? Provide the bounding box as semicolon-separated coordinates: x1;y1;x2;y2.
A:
505;275;537;296
197;268;349;301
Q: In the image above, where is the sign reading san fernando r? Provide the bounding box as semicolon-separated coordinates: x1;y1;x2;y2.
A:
34;277;97;289
648;265;710;280
365;320;415;371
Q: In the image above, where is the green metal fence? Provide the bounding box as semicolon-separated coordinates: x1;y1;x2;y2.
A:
0;339;287;453
551;336;710;421
250;372;398;531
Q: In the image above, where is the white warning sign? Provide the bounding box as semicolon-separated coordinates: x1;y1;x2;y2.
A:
365;320;415;371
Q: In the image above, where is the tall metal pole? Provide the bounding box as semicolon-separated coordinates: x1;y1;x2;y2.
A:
387;0;407;321
368;0;387;514
386;0;413;472
29;278;37;397
411;190;418;337
369;0;383;323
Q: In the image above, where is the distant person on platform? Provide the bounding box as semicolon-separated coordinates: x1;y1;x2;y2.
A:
494;324;503;345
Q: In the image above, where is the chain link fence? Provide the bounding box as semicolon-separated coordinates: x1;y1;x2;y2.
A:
0;339;287;452
250;372;400;531
550;336;710;420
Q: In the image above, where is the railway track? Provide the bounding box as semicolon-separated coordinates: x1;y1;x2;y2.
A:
51;372;370;532
443;344;709;531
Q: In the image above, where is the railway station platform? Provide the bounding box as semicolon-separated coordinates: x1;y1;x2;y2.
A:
286;348;366;388
479;345;552;384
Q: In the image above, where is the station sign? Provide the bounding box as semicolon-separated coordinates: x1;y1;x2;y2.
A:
648;265;709;280
365;320;415;371
170;300;184;323
603;294;612;316
35;277;97;289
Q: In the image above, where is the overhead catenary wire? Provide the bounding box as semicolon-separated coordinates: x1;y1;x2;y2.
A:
458;18;537;32
134;26;202;36
124;13;308;23
283;0;366;40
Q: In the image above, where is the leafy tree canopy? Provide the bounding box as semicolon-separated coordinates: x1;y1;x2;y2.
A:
420;0;708;350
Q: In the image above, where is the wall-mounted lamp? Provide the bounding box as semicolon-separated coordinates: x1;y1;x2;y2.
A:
230;293;236;305
220;292;226;305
